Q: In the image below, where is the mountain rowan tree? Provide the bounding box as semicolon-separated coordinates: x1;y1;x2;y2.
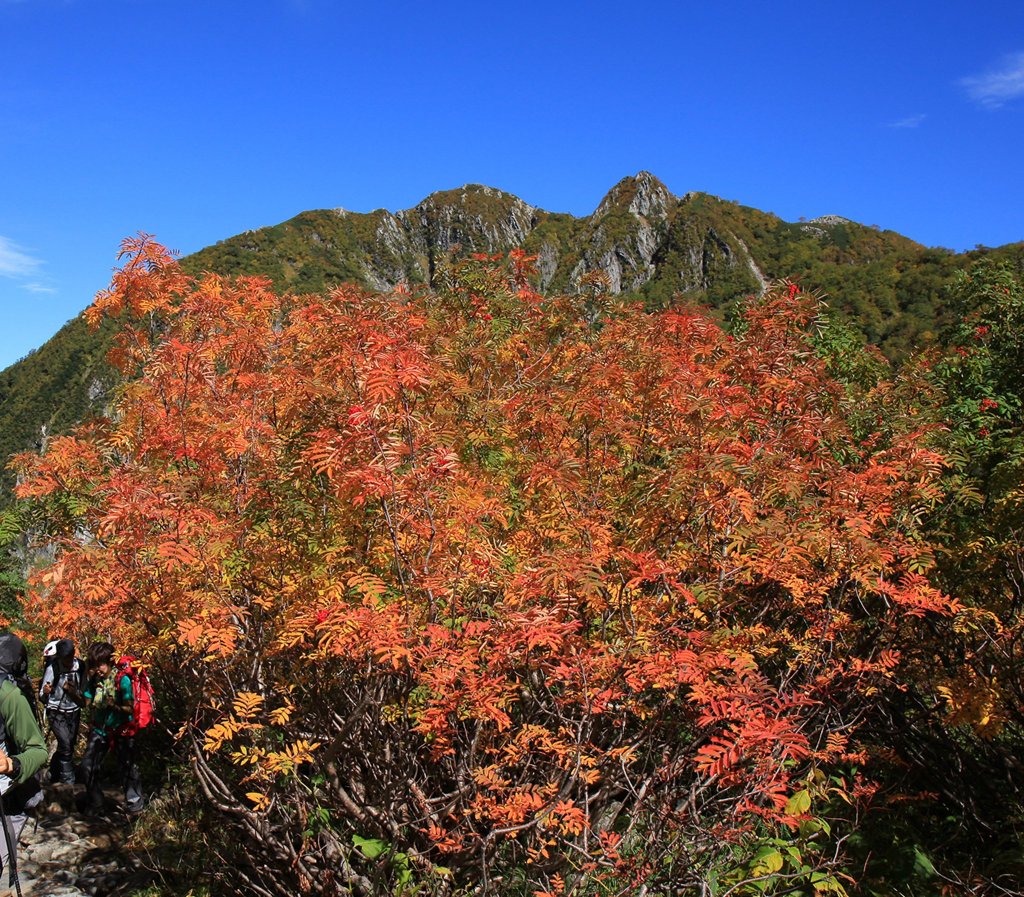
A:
14;238;959;896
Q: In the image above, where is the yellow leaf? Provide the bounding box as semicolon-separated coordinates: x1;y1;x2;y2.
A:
232;692;265;720
245;791;270;812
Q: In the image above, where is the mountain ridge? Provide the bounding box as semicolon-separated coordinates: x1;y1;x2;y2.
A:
186;170;940;309
0;171;1021;495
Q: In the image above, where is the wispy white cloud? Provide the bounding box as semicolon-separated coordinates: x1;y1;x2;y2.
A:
961;52;1024;108
889;113;926;129
0;235;40;279
0;237;56;297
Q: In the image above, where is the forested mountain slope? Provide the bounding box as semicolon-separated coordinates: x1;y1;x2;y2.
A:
1;172;1021;493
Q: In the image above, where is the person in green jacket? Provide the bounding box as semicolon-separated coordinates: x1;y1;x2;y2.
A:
0;633;47;889
79;641;143;814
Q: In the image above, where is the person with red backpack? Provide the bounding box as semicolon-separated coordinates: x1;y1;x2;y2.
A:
112;654;155;736
78;642;145;815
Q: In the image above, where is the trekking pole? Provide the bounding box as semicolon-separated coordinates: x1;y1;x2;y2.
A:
0;793;23;897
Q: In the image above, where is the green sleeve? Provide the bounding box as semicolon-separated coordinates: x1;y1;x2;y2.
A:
0;681;47;783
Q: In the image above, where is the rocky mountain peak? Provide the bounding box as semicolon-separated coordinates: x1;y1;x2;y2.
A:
594;171;675;222
410;184;538;227
398;183;539;255
572;172;677;294
809;214;852;227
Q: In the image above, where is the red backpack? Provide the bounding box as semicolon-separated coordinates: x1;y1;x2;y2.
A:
115;655;156;736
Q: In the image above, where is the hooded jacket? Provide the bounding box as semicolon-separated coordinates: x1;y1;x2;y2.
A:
0;634;47;794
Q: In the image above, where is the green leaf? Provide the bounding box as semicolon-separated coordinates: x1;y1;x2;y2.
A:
750;846;784;875
798;819;822;838
913;847;937;877
810;871;847;894
352;835;389;860
785;789;812;816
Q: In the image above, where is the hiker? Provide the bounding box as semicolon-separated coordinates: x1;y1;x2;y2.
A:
79;642;144;815
0;633;47;892
39;638;85;785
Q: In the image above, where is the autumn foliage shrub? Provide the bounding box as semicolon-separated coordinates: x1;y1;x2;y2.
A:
14;238;959;895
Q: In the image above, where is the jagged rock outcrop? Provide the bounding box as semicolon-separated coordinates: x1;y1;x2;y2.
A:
568;172;676;292
399;184;539;254
188;171;785;303
395;184;540;283
182;171;932;315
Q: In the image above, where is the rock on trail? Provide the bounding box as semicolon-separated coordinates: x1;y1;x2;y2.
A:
13;783;154;896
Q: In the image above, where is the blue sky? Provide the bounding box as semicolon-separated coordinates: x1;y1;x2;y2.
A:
1;0;1022;370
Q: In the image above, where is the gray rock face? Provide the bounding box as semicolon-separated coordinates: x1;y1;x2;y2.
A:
736;238;770;296
809;214;851;227
349;184;541;288
569;171;677;293
536;242;559;290
398;185;539;256
673;227;742;293
800;224;829;240
297;172;691;298
202;171;790;306
363;172;760;301
360;212;422;291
